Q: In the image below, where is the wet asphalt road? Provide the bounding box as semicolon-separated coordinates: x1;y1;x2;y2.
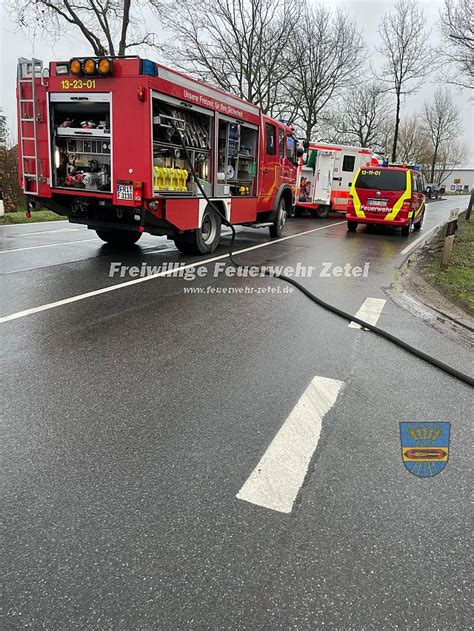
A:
1;197;472;629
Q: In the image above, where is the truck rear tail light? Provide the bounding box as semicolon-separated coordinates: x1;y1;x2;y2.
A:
65;175;75;186
347;196;354;210
133;181;143;204
402;199;412;212
74;174;83;184
137;86;145;101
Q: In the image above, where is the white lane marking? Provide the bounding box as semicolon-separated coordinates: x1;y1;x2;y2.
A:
399;224;442;257
2;246;178;274
0;219;69;228
348;297;386;329
13;228;83;236
0;221;345;324
143;247;176;255
236;376;344;513
0;238;98;254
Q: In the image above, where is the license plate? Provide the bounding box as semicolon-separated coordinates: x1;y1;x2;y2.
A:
116;183;133;201
368;198;388;207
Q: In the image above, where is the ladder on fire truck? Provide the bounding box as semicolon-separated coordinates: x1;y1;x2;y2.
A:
17;57;44;195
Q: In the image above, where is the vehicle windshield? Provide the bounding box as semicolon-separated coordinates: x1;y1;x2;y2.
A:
355;169;406;191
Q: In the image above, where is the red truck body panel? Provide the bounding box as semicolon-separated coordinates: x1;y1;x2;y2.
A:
17;57;298;236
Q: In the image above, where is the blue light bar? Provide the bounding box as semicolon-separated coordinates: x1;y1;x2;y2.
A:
141;59;157;77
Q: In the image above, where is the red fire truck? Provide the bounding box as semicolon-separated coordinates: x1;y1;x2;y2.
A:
17;57;301;253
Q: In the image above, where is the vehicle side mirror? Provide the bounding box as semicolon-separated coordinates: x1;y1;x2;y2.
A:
439;187;445;195
302;139;309;150
296;147;304;158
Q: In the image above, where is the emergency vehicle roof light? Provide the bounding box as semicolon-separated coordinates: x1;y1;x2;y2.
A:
70;58;81;75
98;58;112;75
83;58;96;75
68;57;112;76
141;59;157;77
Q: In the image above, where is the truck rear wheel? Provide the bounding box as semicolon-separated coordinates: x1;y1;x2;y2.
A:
174;206;221;255
269;198;287;238
310;206;330;219
347;221;358;232
96;229;141;245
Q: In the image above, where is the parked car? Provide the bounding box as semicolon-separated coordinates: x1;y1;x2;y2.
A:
425;183;445;199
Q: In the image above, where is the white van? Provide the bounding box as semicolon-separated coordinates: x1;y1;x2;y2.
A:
296;142;374;218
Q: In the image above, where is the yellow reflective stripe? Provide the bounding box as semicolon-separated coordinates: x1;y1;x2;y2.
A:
409;203;424;219
384;171;411;221
414;203;424;217
350;168;365;218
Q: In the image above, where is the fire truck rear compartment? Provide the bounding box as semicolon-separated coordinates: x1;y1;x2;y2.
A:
152;97;258;198
50;96;111;193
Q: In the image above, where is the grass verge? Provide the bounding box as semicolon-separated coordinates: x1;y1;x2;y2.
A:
419;214;473;315
0;210;64;225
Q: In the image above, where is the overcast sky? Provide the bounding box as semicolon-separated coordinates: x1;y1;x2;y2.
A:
1;0;472;160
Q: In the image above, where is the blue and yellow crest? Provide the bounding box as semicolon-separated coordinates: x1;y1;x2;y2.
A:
400;422;450;478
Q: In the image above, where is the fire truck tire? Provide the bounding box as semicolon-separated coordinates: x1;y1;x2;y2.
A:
401;225;410;237
269;198;287;238
174;207;221;254
310;206;330;219
96;229;141;245
347;221;358;232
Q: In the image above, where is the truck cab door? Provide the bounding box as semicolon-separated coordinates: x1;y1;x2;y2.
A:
259;122;280;211
314;150;335;204
283;133;298;184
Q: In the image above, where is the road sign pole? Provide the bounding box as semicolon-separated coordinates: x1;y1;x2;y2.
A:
441;208;459;268
466;188;473;221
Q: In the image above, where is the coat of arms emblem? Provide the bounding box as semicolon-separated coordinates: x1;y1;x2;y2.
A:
400;423;450;478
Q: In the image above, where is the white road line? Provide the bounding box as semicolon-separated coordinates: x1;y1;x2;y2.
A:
0;219;69;228
0;238;98;254
236;376;344;513
0;221;345;324
2;246;177;273
13;228;83;236
348;297;386;329
143;247;176;255
400;221;445;257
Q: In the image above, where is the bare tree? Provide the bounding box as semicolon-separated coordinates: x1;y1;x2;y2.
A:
286;5;364;141
0;113;23;212
323;84;392;150
422;87;462;182
378;0;431;162
436;139;468;185
157;0;302;116
9;0;154;56
439;0;474;89
0;109;8;149
397;114;431;164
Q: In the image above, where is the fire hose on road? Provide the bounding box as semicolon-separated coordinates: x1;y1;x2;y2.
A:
169;119;474;388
